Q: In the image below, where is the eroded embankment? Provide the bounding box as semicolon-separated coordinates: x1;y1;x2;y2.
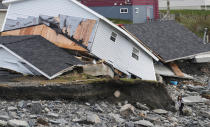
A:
0;79;175;110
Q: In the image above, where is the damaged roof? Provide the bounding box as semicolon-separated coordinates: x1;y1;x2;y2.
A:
123;21;210;62
0;35;83;79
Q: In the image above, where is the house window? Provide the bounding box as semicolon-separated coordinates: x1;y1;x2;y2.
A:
120;8;128;13
110;32;117;42
132;47;139;60
135;8;139;13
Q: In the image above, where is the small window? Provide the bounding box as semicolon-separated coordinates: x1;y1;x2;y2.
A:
132;47;139;60
110;32;117;42
135;8;139;13
120;8;128;13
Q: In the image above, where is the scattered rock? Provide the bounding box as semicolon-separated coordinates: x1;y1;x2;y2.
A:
0;115;10;121
200;111;210;119
86;113;101;124
47;112;59;118
134;120;154;127
7;107;17;111
0;120;7;127
153;109;168;114
37;118;49;126
114;90;121;98
29;103;42;114
125;121;134;127
136;102;149;110
187;85;205;92
183;106;193;116
7;119;29;127
17;101;26;109
120;104;135;116
109;113;125;123
183;96;204;104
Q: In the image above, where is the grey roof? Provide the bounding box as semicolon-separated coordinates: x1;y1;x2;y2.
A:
123;21;210;62
0;0;7;10
0;35;83;77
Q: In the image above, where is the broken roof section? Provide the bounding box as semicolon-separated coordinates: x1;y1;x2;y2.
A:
123;21;210;62
0;35;83;79
3;15;98;51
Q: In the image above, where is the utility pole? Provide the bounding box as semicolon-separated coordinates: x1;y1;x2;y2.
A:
167;0;170;19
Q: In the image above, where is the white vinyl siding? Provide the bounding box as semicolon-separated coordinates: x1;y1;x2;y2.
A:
91;21;156;80
5;0;98;21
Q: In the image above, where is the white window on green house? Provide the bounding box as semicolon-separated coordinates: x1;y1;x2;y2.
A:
120;8;128;13
132;47;139;60
110;32;117;42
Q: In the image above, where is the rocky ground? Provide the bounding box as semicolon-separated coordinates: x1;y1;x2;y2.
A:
0;81;209;127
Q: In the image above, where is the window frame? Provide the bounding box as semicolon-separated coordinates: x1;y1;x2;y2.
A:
110;32;117;42
120;8;128;14
132;47;140;60
135;8;139;14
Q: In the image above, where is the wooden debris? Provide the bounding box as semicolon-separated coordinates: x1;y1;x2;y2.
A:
169;62;185;77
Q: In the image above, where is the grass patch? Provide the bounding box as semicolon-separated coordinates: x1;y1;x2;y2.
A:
109;18;132;24
161;10;210;15
161;10;210;38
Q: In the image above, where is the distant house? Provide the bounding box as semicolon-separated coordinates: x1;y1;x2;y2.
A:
0;0;7;30
2;0;159;81
81;0;159;23
159;0;210;10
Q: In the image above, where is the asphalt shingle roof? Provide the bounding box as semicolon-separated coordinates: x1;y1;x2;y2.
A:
0;35;83;77
123;21;210;62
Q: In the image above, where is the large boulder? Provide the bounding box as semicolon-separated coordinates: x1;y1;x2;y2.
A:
86;113;101;124
8;119;29;127
153;109;168;114
120;104;135;116
182;96;205;105
134;120;154;127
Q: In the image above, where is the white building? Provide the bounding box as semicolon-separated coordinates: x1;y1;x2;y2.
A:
0;1;7;29
159;0;210;10
2;0;159;80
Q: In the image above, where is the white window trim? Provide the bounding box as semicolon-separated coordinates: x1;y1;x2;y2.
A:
120;8;128;14
132;47;140;60
135;8;139;14
110;32;117;42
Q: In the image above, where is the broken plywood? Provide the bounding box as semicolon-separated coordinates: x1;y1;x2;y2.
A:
1;24;87;52
169;62;185;77
3;15;98;49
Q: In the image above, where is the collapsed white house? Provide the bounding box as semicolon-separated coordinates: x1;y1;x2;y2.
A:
1;0;159;80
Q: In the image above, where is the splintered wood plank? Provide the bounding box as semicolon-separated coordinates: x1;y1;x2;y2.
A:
56;34;87;52
45;27;57;43
41;25;49;38
73;23;82;41
83;20;97;46
23;26;35;35
169;62;185;77
33;25;45;35
1;29;21;36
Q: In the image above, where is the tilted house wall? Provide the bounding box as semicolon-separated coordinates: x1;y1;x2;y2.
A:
2;0;158;80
